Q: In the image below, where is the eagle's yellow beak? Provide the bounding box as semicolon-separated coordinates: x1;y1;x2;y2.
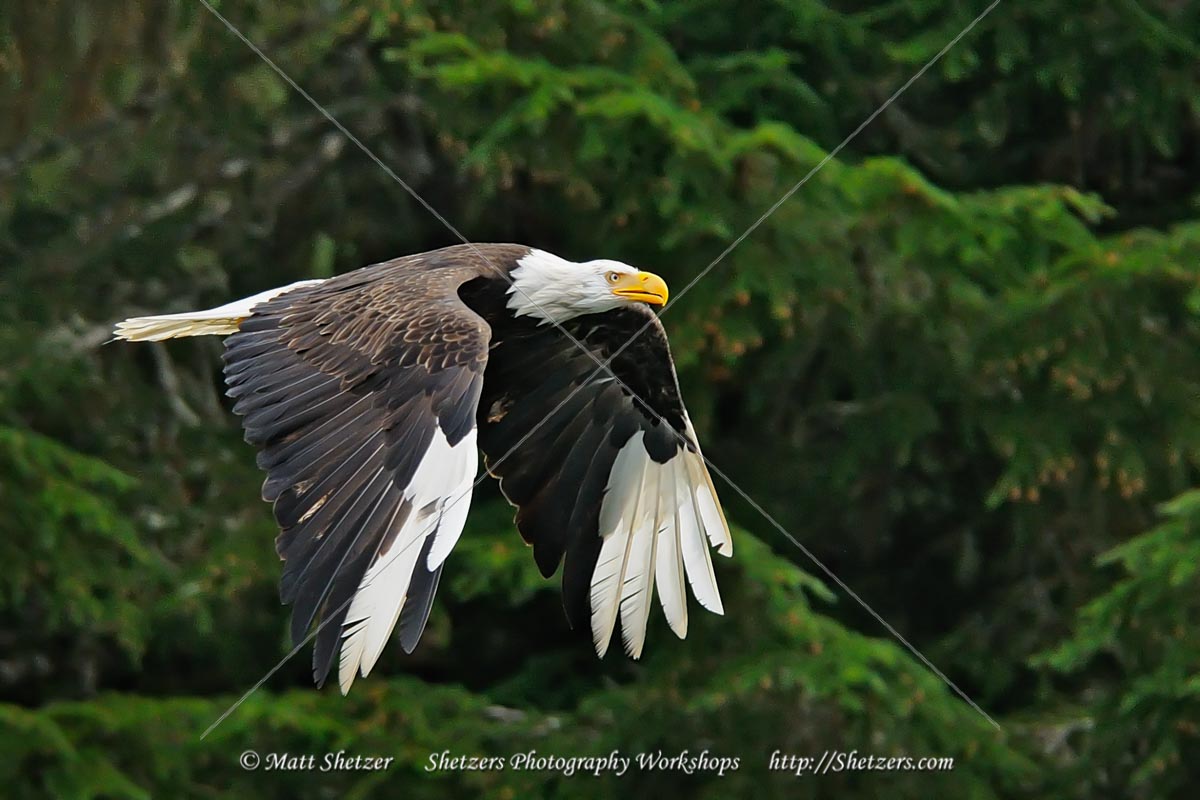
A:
611;270;669;307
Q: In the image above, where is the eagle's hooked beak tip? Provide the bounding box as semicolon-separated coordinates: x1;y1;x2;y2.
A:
613;271;669;307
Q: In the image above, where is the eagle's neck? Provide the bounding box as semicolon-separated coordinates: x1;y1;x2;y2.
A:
505;249;602;325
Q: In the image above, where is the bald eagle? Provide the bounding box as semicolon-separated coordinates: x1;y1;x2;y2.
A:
116;244;732;693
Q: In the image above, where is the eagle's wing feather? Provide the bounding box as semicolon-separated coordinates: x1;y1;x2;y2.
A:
476;306;732;658
222;254;493;693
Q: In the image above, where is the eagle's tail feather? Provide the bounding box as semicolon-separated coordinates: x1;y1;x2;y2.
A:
113;279;325;342
113;312;243;341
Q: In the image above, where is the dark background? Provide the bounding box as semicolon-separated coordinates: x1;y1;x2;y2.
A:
3;1;1200;797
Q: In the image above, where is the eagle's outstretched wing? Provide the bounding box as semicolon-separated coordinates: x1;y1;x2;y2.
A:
476;304;732;658
223;253;493;693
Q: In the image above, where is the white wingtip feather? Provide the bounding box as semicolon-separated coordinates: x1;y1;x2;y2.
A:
619;462;661;659
682;415;733;557
676;454;725;616
655;460;689;639
589;427;732;660
590;432;648;658
336;428;476;693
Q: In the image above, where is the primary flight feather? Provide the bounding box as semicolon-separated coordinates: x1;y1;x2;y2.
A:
115;243;733;693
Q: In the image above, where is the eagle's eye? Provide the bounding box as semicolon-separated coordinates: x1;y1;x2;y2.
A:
606;271;621;283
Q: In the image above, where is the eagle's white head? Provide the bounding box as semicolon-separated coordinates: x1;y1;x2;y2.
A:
506;248;669;325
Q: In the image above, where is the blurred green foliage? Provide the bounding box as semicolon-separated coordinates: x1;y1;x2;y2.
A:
2;0;1199;797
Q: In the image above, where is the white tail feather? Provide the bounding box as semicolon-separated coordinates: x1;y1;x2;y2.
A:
112;279;325;341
